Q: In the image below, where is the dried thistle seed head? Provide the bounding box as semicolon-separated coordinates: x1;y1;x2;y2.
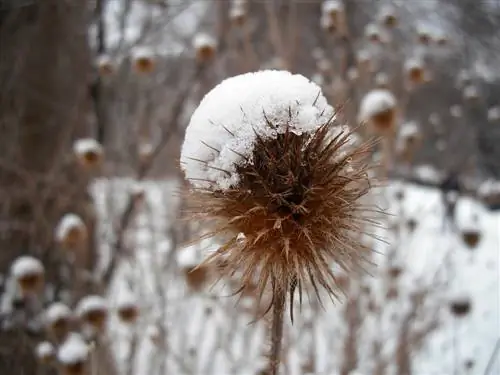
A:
95;54;114;76
461;228;481;249
321;0;344;23
11;256;44;296
73;138;104;169
131;47;156;74
45;302;73;341
180;70;378;317
36;341;55;364
365;24;383;43
416;25;432;45
379;6;398;28
404;57;426;85
449;294;472;317
359;89;397;134
76;295;108;332
229;2;247;26
55;213;88;249
116;292;139;324
193;33;217;62
57;334;89;375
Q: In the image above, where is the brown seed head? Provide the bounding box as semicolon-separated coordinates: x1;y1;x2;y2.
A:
185;122;377;317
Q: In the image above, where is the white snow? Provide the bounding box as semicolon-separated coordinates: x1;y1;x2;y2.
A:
96;54;113;68
192;33;216;50
76;295;108;317
487;106;500;122
57;333;89;365
73;138;103;158
399;121;420;139
463;85;480;100
450;105;463;118
45;302;72;324
131;46;154;60
180;70;334;190
116;290;137;310
359;89;396;122
36;341;55;359
55;213;86;242
364;23;382;40
321;0;343;15
414;164;443;184
374;72;389;87
10;256;44;278
404;57;424;73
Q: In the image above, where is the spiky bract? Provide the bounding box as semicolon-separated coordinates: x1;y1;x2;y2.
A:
185;119;377;318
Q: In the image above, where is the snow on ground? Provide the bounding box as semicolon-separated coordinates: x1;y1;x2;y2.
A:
92;178;500;375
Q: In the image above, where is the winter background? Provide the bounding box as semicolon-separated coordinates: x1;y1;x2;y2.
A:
0;1;500;375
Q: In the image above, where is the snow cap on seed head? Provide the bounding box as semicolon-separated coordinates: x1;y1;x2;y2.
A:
11;256;44;279
180;70;335;191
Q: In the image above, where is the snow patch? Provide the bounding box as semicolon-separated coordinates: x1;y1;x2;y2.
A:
180;70;334;190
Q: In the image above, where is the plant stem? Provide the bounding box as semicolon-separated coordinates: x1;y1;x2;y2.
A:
269;288;286;375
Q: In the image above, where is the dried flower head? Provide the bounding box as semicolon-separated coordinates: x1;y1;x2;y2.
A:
55;213;88;249
132;47;156;74
36;341;55;364
321;0;344;23
461;227;481;249
45;302;73;341
396;121;422;162
11;256;44;296
365;23;383;43
359;89;397;134
57;334;89;375
73;138;103;169
116;291;140;324
180;70;377;317
416;25;432;45
193;33;217;62
95;54;114;76
379;6;397;28
76;295;108;332
449;293;472;317
404;57;426;85
374;72;390;89
487;106;500;122
229;1;247;26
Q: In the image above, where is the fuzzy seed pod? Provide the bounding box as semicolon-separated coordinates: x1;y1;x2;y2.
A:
73;138;104;169
11;256;44;296
359;89;397;135
76;295;108;332
193;33;217;62
132;47;156;74
180;70;377;316
356;49;373;72
55;214;88;249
